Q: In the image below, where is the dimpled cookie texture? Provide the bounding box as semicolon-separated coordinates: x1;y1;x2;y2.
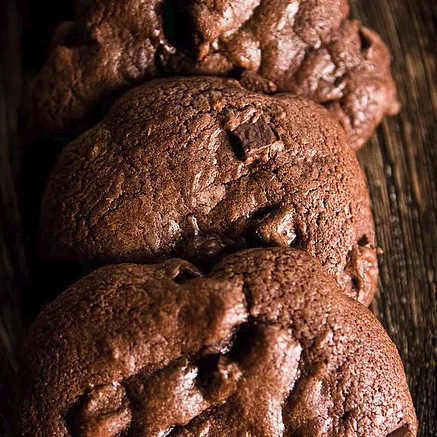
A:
41;76;378;304
29;0;399;149
19;248;417;437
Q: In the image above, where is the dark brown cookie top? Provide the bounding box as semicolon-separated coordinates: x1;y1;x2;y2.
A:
41;76;378;304
29;0;399;149
19;248;417;436
28;0;171;137
178;0;400;150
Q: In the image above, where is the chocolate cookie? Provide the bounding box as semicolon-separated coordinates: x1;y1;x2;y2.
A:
41;76;378;304
28;0;173;139
29;0;399;149
178;0;400;150
19;248;417;436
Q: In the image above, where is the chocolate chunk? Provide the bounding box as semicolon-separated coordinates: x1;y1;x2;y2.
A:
231;117;282;163
387;425;414;437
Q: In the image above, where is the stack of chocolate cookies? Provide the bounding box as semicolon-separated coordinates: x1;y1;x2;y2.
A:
19;0;418;435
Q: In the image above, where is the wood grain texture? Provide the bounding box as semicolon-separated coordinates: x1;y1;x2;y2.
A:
0;0;436;435
350;0;437;435
0;0;26;435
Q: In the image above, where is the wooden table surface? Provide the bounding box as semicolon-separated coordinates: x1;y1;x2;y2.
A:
0;0;436;435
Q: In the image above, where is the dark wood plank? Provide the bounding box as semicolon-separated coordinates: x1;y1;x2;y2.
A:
0;0;26;435
351;0;437;435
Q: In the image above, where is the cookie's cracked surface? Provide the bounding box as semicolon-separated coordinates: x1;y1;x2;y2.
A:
29;0;399;149
19;248;417;436
179;0;400;150
41;76;378;303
